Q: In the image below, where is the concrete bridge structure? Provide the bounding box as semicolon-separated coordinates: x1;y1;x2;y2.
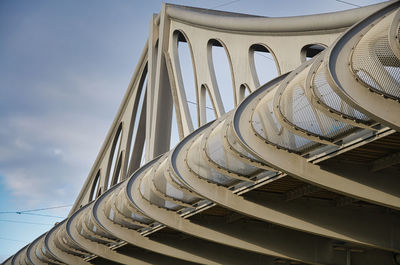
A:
4;1;400;264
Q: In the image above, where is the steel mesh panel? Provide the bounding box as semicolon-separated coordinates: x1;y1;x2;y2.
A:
42;241;62;261
116;188;152;224
225;122;265;164
84;212;115;240
187;134;238;186
105;193;143;230
313;63;370;121
60;237;88;258
252;85;282;141
140;169;181;210
112;211;142;230
153;159;197;203
168;170;188;189
253;84;317;153
34;247;43;261
279;67;356;140
63;235;86;254
206;120;260;176
252;111;266;138
55;232;82;255
281;69;322;136
352;12;400;99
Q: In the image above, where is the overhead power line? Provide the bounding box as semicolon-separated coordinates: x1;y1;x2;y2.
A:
255;52;274;61
19;212;65;219
0;204;72;215
334;0;361;8
212;0;241;9
187;100;214;111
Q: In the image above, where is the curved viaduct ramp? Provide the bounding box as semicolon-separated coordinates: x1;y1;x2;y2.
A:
4;1;400;265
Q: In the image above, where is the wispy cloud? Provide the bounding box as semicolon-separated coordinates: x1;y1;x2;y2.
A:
0;56;131;207
0;98;118;207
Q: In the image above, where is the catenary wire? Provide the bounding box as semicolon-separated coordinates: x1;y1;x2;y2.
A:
0;204;72;215
212;0;241;9
334;0;361;8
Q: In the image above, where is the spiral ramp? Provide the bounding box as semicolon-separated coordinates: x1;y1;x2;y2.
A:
4;1;400;265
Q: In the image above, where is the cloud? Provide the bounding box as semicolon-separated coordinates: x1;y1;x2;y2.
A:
0;73;126;208
0;1;151;211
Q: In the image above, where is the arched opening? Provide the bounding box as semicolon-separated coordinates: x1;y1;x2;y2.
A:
201;84;216;123
209;39;235;112
89;170;101;201
111;151;123;186
300;44;326;62
239;84;251;103
96;187;102;199
175;30;198;129
127;66;147;175
107;124;122;189
170;105;180;149
250;44;279;87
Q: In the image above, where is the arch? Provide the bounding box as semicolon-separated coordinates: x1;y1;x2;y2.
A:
249;43;280;88
300;43;326;62
127;64;147;175
170;105;180;149
155;38;159;50
111;151;123;186
89;170;101;201
207;38;235;113
107;123;122;189
95;188;102;199
173;29;197;129
200;84;216;123
239;83;251;103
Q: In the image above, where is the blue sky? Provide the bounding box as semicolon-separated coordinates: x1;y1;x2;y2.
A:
0;0;387;262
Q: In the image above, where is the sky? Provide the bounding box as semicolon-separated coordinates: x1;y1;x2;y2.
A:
0;0;388;262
